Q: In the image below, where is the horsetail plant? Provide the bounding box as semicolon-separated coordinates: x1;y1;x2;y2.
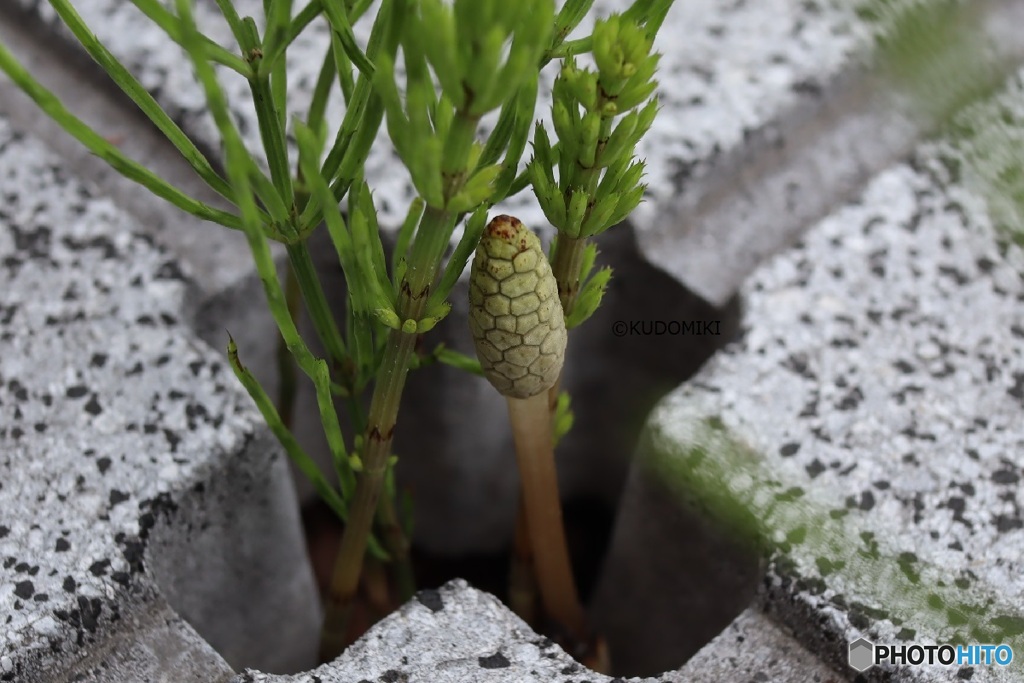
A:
489;9;666;659
0;0;674;666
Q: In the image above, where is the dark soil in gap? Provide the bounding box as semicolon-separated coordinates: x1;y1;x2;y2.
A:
302;495;616;646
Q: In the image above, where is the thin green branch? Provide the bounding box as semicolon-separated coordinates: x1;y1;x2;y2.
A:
249;73;295;210
175;0;377;549
316;0;405;188
319;0;375;79
129;0;251;75
211;0;248;49
0;41;243;230
286;242;350;369
307;41;340;134
229;335;348;519
259;0;294;79
48;0;239;205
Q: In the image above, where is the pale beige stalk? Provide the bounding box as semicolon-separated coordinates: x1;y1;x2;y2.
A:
469;215;585;640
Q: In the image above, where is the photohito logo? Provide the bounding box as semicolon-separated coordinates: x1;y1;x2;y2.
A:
849;637;1014;672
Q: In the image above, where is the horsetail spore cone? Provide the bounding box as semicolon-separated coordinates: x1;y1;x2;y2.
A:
469;214;587;647
469;215;567;399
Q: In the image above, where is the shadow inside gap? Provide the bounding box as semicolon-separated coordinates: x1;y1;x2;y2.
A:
301;220;753;676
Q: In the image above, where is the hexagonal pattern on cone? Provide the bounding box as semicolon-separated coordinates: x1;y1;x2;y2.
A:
848;637;875;672
469;215;567;399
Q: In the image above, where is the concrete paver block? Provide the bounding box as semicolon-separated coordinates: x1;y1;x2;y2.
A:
676;606;842;683
0;116;319;680
234;580;626;683
596;65;1024;682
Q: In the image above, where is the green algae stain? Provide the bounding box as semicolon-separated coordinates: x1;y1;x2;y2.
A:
854;0;1024;254
897;551;920;585
787;526;807;545
774;486;805;503
816;556;845;577
644;415;1024;659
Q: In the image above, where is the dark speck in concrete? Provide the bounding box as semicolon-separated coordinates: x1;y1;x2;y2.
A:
109;490;129;506
995;515;1023;532
78;596;102;632
836;387;864;410
155;260;185;280
55;538;70;552
847;491;874;510
781;353;816;380
780;442;800;457
479;652;511;669
992;469;1019;485
163;429;181;452
65;385;88;399
415;589;444;612
88;559;110;577
893;359;915;373
14;581;34;599
1007;373;1024;404
84;395;103;416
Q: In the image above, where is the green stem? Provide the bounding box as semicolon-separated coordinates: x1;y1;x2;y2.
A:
319;326;414;662
551;234;588;318
319;89;477;658
277;259;301;428
249;74;294;209
319;206;454;662
285;243;348;367
375;492;415;603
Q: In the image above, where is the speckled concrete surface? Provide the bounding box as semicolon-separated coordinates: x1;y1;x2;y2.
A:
676;606;842;683
615;68;1024;681
232;580;643;683
0;116;319;680
230;581;841;683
